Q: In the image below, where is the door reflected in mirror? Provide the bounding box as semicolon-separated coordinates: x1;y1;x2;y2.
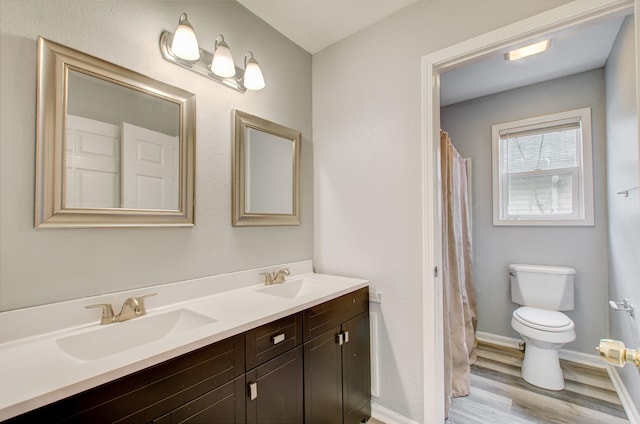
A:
233;110;301;226
66;70;181;211
35;37;195;228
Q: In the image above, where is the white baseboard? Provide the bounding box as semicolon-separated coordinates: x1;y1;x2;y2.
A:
371;402;420;424
475;331;604;368
476;331;639;423
476;331;521;349
606;365;640;424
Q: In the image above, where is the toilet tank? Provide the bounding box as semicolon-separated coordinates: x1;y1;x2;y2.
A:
509;264;575;311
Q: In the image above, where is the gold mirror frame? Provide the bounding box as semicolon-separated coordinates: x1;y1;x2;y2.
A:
35;37;196;228
232;110;301;226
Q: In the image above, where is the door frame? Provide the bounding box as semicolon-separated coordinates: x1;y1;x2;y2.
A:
420;0;638;422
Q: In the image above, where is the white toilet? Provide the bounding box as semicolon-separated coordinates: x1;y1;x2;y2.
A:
509;263;576;391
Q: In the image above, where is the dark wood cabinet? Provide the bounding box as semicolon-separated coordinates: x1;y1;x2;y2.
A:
303;325;344;424
153;376;246;424
246;346;304;424
245;312;304;424
5;288;369;424
5;334;246;424
342;312;371;424
303;287;371;424
245;312;302;370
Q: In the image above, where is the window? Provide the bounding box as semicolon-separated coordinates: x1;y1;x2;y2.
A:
492;108;594;226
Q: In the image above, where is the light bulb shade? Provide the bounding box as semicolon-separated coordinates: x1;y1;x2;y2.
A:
243;56;265;90
171;13;200;61
504;39;551;61
211;37;236;78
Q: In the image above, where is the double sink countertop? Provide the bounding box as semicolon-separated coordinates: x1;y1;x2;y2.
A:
0;260;368;421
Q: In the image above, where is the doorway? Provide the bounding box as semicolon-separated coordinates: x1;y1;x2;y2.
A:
420;1;638;422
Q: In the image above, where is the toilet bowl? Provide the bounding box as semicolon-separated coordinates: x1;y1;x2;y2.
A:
511;306;575;390
509;263;577;390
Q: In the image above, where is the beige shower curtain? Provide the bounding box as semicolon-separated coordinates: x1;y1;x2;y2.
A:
441;131;477;417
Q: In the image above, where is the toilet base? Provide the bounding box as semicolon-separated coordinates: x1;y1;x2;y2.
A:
521;342;565;391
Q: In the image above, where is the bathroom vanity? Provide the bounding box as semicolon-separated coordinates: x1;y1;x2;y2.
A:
0;264;370;423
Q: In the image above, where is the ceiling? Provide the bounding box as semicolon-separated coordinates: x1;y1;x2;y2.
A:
240;2;625;105
439;16;625;106
237;0;419;54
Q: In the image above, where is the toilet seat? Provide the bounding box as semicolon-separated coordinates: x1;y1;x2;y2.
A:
513;307;574;332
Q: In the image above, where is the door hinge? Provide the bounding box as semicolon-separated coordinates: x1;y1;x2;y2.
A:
434;266;439;278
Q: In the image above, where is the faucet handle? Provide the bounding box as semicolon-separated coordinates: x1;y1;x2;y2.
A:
85;303;115;325
273;268;290;284
260;272;274;284
134;293;157;315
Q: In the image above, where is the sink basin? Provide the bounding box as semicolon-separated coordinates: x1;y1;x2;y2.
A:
256;279;330;299
56;309;216;361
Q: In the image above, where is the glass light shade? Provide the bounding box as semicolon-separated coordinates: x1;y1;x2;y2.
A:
244;57;265;90
211;39;236;78
504;40;551;61
171;14;200;61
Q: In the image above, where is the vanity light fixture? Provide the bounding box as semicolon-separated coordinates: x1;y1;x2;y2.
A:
170;13;200;61
211;35;236;78
243;52;265;91
159;13;265;93
504;39;551;61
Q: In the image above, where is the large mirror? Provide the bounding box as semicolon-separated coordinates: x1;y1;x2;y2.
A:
233;110;301;226
35;37;195;228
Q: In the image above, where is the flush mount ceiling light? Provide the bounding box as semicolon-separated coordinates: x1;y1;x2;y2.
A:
504;40;551;61
160;13;265;92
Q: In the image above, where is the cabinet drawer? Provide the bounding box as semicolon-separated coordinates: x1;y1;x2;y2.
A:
153;375;246;424
245;312;302;370
303;287;368;341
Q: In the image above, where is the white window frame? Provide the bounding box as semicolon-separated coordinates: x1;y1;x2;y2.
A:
492;108;594;226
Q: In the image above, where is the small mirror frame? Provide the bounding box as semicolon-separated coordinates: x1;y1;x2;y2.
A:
232;110;301;226
35;37;196;228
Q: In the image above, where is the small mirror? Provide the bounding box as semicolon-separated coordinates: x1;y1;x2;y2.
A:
233;110;301;226
36;37;195;228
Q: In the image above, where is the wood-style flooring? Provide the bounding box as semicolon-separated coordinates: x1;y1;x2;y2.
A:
445;341;629;424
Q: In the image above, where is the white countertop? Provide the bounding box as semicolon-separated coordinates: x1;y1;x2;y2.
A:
0;261;368;420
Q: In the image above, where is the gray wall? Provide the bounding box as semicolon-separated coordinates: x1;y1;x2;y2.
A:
605;15;640;412
0;0;312;310
441;69;609;354
312;0;572;420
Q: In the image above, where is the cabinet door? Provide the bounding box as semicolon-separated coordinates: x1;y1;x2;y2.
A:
246;346;303;424
342;312;371;424
153;376;246;424
303;326;343;424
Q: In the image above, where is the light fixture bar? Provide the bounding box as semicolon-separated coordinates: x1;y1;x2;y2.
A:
504;40;551;61
160;31;247;93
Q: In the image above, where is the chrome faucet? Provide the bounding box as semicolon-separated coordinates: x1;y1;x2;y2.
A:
259;268;290;285
86;293;156;325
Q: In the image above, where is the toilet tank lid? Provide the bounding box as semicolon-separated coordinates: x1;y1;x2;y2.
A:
509;264;576;275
